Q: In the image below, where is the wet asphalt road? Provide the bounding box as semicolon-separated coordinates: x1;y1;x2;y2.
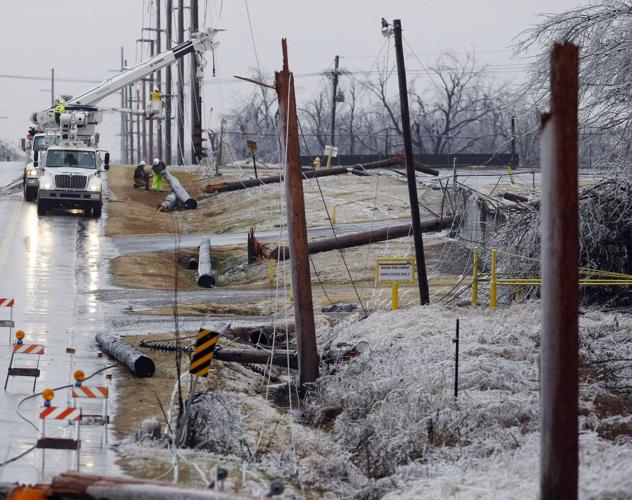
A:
0;161;120;482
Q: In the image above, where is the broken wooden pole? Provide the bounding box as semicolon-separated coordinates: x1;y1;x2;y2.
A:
204;157;436;194
95;333;155;378
272;216;454;261
540;42;579;500
502;192;528;203
197;238;215;288
164;170;197;209
215;348;298;369
394;19;430;305
275;38;319;388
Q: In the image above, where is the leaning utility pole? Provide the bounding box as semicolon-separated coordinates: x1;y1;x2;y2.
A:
127;76;134;164
190;0;204;164
156;0;163;161
510;115;516;168
165;0;173;165
392;19;430;305
540;42;579;500
329;55;340;148
176;0;185;165
275;39;319;388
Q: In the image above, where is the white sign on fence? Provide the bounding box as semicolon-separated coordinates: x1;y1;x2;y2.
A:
376;258;416;286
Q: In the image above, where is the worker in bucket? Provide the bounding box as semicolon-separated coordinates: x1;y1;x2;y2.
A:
151;158;166;191
133;160;151;190
54;98;66;124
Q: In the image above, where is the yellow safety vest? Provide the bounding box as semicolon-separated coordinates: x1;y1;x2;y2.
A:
55;103;66;114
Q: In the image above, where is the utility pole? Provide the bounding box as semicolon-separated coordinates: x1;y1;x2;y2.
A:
275;39;319;389
190;0;204;165
120;47;127;164
540;42;579;500
510;115;516;167
137;39;155;161
50;68;55;107
156;0;163;161
136;87;142;163
165;0;173;165
329;55;340;148
176;0;185;165
215;119;225;176
393;19;430;305
127;74;134;165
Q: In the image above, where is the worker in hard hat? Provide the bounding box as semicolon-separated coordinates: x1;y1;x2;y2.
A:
133;160;151;190
54;99;66;124
151;158;165;191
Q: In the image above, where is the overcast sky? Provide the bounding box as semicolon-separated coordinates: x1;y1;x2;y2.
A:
0;0;583;161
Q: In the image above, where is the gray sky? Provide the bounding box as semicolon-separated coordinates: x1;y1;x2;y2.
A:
0;0;582;160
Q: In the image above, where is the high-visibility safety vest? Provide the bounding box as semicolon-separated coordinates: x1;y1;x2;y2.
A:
151;90;161;102
54;102;66;114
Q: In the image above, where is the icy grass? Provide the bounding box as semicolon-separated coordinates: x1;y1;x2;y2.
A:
298;302;632;498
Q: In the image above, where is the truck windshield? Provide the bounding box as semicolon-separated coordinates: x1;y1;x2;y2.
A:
33;136;48;151
46;150;96;169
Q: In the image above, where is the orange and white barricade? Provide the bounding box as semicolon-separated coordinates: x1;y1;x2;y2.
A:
37;389;82;471
4;331;44;392
0;297;15;344
71;370;110;445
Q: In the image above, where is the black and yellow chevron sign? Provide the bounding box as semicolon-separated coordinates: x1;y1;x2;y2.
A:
189;329;219;377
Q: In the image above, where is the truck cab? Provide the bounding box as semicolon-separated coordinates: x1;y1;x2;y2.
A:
21;133;55;201
36;144;109;218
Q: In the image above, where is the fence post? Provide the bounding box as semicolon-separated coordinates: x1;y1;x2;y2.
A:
471;248;479;306
490;249;497;309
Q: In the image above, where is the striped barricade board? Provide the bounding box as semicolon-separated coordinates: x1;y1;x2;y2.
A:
5;343;45;392
0;298;14;308
189;329;219;377
71;386;109;399
37;406;81;451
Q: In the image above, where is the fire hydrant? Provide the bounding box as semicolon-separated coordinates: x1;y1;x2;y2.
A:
313;156;321;170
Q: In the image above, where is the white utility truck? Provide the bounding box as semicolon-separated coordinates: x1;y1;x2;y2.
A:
27;28;219;215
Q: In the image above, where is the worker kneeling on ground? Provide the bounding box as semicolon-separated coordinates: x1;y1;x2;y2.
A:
151;158;166;191
133;160;152;190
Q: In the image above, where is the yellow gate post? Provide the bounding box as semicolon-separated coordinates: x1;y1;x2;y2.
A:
471;248;479;306
268;260;275;285
332;206;337;225
490;249;497;309
391;283;399;311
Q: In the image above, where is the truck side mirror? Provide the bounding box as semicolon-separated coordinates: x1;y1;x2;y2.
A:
20;138;26;152
104;152;110;171
33;150;39;167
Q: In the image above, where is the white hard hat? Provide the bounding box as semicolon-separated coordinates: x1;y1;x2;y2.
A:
153;158;160;166
138;160;146;166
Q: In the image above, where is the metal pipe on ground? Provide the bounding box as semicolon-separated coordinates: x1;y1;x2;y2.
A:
205;157;438;194
95;333;155;378
164;170;197;209
271;216;455;260
197;238;215;287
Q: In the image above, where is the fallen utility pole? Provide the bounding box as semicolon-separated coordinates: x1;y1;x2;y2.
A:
8;471;258;499
271;216;455;261
393;18;430;305
540;42;579;500
95;333;155;378
164;170;197;208
205;157;438;194
197;238;215;287
275;38;319;388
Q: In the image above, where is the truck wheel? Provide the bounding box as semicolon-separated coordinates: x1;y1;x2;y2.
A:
24;186;37;202
37;201;46;216
91;206;102;218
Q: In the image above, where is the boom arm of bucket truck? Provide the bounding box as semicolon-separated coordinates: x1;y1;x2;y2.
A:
69;28;219;106
31;28;220;135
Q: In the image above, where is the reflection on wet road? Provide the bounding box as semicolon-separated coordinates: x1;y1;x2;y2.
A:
0;162;119;482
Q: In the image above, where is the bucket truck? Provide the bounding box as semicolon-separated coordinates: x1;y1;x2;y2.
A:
28;28;219;217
